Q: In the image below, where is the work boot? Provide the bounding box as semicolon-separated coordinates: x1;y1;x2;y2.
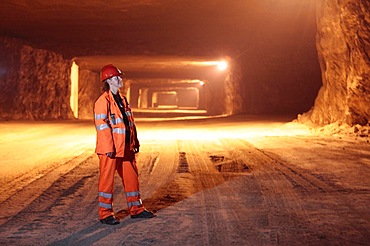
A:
100;215;120;225
131;209;156;219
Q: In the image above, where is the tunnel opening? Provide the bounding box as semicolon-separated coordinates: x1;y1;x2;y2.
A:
152;91;178;109
134;80;204;110
74;56;232;119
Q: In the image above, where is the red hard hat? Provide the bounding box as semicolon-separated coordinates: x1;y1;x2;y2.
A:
100;64;123;82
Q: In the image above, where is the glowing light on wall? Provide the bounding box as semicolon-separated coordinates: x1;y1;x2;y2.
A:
189;60;228;71
70;61;79;118
217;60;228;71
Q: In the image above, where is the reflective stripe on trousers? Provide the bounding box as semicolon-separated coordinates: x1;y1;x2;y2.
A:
98;191;114;214
126;191;142;208
99;202;112;209
127;200;142;208
98;152;145;219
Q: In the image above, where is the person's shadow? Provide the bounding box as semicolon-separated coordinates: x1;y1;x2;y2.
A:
52;154;246;245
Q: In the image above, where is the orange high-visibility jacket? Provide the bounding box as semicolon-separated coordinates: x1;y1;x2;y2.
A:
94;90;139;157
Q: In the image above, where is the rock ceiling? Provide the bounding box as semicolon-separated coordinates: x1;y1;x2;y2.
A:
0;0;317;76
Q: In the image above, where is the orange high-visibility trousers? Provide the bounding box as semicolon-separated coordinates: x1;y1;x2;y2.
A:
98;147;145;220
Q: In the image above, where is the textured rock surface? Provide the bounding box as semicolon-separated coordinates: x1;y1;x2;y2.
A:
0;37;21;119
301;0;370;126
0;37;74;120
78;69;100;120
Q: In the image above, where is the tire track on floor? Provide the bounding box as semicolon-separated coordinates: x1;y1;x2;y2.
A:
218;138;319;245
234;139;370;244
181;139;256;245
116;140;183;216
0;150;95;226
0;152;98;244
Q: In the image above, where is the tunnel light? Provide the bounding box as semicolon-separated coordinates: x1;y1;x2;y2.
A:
198;60;228;70
217;60;228;71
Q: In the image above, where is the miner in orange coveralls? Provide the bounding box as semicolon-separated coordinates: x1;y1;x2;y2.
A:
94;64;155;225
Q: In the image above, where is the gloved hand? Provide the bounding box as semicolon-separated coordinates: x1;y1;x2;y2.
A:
134;147;140;153
106;152;115;158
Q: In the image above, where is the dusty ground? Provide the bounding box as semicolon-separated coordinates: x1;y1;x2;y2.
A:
0;115;369;245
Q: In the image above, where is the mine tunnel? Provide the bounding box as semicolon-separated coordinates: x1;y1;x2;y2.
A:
0;0;369;127
0;1;369;244
73;56;233;119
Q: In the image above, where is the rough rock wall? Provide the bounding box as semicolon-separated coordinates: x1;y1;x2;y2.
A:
302;0;370;126
0;37;73;120
78;69;100;119
17;46;73;120
0;37;21;119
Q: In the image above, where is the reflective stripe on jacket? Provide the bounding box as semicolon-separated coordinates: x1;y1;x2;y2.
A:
94;90;139;157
